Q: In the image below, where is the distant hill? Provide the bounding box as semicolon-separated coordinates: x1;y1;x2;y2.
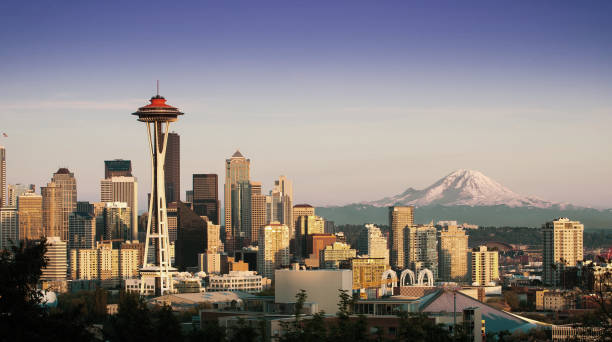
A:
316;169;612;229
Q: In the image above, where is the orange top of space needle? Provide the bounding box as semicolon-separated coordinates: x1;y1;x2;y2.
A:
132;85;184;122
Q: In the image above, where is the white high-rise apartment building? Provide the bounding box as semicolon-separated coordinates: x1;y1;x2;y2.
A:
469;246;499;286
41;237;67;281
405;224;438;277
542;218;584;286
358;224;389;266
0;207;18;250
257;223;289;281
100;176;138;240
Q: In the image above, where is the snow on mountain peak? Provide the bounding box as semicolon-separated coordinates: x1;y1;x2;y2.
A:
367;169;556;208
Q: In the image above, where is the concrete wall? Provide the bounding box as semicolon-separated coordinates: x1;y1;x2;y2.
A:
275;269;352;314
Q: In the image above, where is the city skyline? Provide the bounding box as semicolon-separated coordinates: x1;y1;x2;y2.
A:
1;1;612;209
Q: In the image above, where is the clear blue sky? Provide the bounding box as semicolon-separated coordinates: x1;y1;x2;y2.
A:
1;1;611;208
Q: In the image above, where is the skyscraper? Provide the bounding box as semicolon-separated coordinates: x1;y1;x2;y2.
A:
0;207;18;250
193;174;219;225
469;246;499;286
175;201;208;269
40;237;67;281
7;183;35;207
389;206;414;269
250;181;266;246
404;223;438;277
41;182;62;238
0;146;5;208
103;202;132;241
224;150;251;252
101;176;138;240
542;218;584;286
159;132;180;204
266;176;293;231
438;225;469;282
358;224;389;266
17;193;43;241
257;223;290;281
293;204;315;228
104;159;133;178
295;215;325;258
51;168;77;242
68;212;96;249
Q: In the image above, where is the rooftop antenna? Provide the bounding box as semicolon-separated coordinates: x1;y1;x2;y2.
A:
156;80;159;96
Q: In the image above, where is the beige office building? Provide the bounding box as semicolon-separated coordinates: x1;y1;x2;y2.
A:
17;193;42;241
206;221;222;253
198;251;221;274
41;182;62;238
542;218;584;286
320;241;357;268
438;225;469;282
257;223;290;281
41;237;67;281
389;206;414;269
51;168;77;242
8;183;34;207
250;181;266;245
293;204;315;226
101;176;138;240
70;242;139;286
469;246;499;286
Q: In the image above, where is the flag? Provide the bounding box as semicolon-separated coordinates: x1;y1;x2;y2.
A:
1;133;7;137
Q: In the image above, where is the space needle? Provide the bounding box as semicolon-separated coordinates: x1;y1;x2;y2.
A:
132;85;183;296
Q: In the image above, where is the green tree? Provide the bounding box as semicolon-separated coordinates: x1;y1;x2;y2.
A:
152;305;183;342
104;292;154;342
228;317;259;342
0;238;95;341
396;311;450;342
187;319;226;342
328;289;366;342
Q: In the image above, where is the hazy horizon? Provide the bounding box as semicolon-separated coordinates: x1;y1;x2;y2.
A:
2;1;611;209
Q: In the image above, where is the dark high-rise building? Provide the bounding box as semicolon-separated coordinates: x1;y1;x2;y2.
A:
159;132;180;204
192;174;219;225
104;159;132;178
175;201;207;269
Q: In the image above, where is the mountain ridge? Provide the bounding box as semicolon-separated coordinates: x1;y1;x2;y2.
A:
363;169;574;209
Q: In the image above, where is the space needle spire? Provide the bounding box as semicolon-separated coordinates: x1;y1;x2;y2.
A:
132;88;183;296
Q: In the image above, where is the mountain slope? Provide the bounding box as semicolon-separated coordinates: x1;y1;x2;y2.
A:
366;169;558;208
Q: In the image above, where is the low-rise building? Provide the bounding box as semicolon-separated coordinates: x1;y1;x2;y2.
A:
275;269;352;313
319;242;356;269
207;271;264;294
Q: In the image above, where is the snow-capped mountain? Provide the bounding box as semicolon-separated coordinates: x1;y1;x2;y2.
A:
366;169;559;208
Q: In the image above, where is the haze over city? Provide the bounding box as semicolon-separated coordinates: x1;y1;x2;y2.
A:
1;1;611;209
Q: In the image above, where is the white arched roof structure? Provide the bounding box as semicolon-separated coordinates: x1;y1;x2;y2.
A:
381;269;398;296
417;268;434;287
399;269;416;286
